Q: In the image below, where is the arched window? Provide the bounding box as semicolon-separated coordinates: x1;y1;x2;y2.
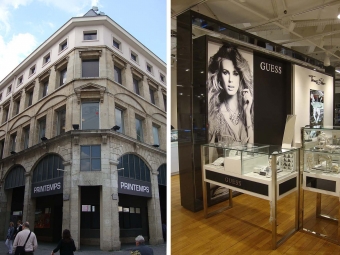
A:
32;154;64;183
117;154;151;182
5;165;25;189
157;164;166;186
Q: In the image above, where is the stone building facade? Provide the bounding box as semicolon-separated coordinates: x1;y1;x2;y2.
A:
0;9;166;251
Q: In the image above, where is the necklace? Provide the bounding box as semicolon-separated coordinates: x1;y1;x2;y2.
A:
225;102;240;125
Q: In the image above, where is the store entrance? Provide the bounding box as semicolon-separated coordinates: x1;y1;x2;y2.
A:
10;186;25;223
34;194;63;242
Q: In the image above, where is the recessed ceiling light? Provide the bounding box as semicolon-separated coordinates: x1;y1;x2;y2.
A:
185;69;190;71
201;71;204;73
179;93;183;95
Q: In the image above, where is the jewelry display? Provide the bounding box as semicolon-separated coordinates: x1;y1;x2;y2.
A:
225;102;240;125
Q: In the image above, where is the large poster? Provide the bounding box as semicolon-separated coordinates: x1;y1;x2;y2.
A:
207;41;254;202
310;89;324;127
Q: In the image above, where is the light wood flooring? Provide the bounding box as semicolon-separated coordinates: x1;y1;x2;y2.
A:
171;174;340;254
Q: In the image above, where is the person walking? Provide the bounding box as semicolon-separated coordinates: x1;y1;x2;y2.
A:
13;222;38;255
51;229;76;255
5;222;15;254
13;220;23;240
132;235;153;255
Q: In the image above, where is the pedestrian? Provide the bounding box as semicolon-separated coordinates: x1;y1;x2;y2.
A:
132;235;153;255
13;220;23;240
51;229;76;255
13;222;38;255
5;222;15;254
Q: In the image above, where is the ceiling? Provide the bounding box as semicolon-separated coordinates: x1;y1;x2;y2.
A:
171;0;340;76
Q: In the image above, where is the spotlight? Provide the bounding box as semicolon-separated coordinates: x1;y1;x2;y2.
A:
41;136;48;141
324;53;330;67
10;151;16;155
112;125;120;131
338;8;340;19
152;144;159;148
72;124;79;130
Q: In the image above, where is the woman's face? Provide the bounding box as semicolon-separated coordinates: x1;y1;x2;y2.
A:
220;59;240;96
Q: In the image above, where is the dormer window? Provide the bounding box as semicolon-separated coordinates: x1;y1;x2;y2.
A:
84;31;97;40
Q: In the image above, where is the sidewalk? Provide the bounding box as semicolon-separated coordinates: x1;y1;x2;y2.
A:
1;241;167;254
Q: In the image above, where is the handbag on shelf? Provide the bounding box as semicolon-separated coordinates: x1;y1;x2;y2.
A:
15;231;31;255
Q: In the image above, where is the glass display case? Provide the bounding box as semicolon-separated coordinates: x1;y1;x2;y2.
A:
301;126;340;243
201;143;300;249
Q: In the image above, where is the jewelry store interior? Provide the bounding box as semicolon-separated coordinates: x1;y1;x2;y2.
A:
171;1;340;254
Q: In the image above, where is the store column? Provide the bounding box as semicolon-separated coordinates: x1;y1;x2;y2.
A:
62;161;72;233
147;171;163;245
108;160;121;250
0;177;10;237
68;168;80;249
22;172;35;225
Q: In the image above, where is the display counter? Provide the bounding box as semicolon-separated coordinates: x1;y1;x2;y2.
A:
201;143;299;249
171;130;179;175
301;126;340;243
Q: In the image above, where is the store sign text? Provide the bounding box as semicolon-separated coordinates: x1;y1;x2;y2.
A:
31;177;63;198
224;177;241;187
118;176;152;197
260;62;282;74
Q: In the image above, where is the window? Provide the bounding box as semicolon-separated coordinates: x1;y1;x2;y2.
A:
42;80;48;98
135;117;144;142
23;126;30;149
26;89;33;107
29;65;36;76
82;59;99;77
149;88;155;104
13;98;20;116
115;108;124;134
146;63;153;74
2;104;9;124
114;66;122;84
38;117;46;142
10;133;17;152
152;125;160;146
17;77;23;86
133;78;140;95
7;85;12;95
0;139;4;159
160;74;165;83
80;145;101;171
59;40;67;52
163;94;167;111
81;102;99;129
59;68;67;86
83;31;97;40
131;52;138;62
113;39;120;49
0;93;2;101
119;206;142;229
43;53;50;64
56;107;66;135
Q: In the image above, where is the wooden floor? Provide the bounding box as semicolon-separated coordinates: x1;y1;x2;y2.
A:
171;174;340;254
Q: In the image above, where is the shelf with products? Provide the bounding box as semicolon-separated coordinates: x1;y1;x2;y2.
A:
201;142;300;249
301;126;340;244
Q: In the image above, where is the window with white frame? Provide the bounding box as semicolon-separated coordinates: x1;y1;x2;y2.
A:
81;102;99;129
135;117;144;142
43;53;51;64
152;125;160;146
59;39;68;52
83;31;97;40
146;63;153;74
115;107;124;134
113;38;121;49
80;145;101;171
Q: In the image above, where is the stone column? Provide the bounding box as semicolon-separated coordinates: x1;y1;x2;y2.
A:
147;171;163;245
0;183;11;239
22;172;35;226
61;161;72;235
69;182;80;249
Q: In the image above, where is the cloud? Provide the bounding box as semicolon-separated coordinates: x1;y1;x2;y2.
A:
0;33;37;81
0;0;32;33
37;0;96;15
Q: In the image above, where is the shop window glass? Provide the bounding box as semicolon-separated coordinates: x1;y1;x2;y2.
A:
32;154;64;183
117;154;151;182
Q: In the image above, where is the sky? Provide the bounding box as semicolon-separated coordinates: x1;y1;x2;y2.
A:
0;0;167;81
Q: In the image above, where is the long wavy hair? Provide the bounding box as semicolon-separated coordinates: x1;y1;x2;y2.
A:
62;229;72;242
208;43;253;127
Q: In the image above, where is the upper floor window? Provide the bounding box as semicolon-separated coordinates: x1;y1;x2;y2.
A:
26;89;33;108
0;139;4;159
163;94;167;111
38;117;46;142
146;63;153;74
13;97;20;116
114;66;122;84
17;76;23;86
81;102;99;129
133;78;140;95
80;145;101;171
152;125;160;146
131;52;138;62
43;53;51;64
2;104;9;124
29;65;36;76
135;117;144;142
56;107;66;135
82;59;99;77
41;80;48;98
0;93;2;101
23;126;30;149
60;39;68;52
115;107;124;134
149;88;155;105
10;133;17;153
84;31;97;40
59;68;67;86
113;39;120;49
7;85;12;95
160;74;165;83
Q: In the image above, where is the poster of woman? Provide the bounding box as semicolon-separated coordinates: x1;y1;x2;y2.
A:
310;89;324;127
207;41;254;201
